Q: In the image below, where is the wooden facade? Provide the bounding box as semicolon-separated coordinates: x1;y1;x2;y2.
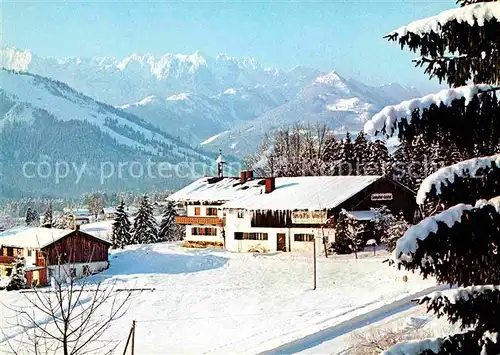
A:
175;216;224;226
41;230;111;266
249;177;417;228
335;177;417;222
25;267;48;287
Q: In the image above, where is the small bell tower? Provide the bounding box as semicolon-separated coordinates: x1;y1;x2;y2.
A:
216;149;225;178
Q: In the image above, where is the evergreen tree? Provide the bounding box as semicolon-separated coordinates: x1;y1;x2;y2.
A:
353;131;369;175
366;139;390;175
391;140;416;189
338;132;355;175
131;195;158;244
7;254;26;291
158;201;178;242
25;207;37;226
111;201;131;249
330;210;364;256
383;211;409;252
370;205;395;243
40;203;53;228
411;134;432;190
365;2;500;352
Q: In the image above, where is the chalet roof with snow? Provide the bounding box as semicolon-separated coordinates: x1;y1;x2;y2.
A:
168;175;383;210
222;176;381;211
167;176;266;204
0;227;111;249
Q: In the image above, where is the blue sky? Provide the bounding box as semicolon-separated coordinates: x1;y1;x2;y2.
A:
3;0;453;91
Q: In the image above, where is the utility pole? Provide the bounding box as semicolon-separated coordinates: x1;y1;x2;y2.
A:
131;320;136;355
313;238;317;290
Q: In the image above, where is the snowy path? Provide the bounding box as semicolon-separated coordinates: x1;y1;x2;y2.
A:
258;284;448;355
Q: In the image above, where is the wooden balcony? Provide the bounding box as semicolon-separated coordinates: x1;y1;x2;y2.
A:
0;255;15;265
175;216;224;226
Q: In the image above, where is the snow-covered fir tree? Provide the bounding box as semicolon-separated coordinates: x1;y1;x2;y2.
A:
338;132;355;175
25;207;38;226
158;201;178;242
353;131;369;174
7;254;26;291
370;205;395;243
52;210;74;229
383;211;409;252
330;210;364;256
391;140;416;189
131;195;158;244
364;1;500;352
40;203;53;228
111;201;131;249
366;139;390;175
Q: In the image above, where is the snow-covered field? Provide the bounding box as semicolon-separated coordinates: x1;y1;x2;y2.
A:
0;244;437;354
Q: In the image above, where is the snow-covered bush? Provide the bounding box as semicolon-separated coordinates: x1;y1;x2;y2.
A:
330;210;365;257
350;325;433;354
6;254;26;291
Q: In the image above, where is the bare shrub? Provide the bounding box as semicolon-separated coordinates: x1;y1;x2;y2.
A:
350;325;433;354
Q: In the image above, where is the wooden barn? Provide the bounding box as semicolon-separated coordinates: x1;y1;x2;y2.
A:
0;227;111;286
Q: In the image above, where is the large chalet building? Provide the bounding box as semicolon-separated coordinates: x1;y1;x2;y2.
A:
168;158;417;253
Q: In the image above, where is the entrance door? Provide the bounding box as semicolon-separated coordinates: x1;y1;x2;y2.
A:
277;233;287;252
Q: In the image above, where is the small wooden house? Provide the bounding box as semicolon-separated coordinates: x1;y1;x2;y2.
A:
0;227;111;286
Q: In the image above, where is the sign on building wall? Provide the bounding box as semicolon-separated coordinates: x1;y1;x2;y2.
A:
370;193;393;201
292;211;327;224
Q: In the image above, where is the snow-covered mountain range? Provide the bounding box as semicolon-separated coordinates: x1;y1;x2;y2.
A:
0;69;220;197
1;47;421;156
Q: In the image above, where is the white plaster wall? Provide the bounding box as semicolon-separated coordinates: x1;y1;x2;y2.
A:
224;209;336;253
186;205;221;217
185;224;223;244
48;261;109;282
289;228;334;252
22;248;37;267
182;204;223;244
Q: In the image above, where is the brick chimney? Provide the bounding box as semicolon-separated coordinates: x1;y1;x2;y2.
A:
245;170;254;181
264;177;275;193
240;171;247;184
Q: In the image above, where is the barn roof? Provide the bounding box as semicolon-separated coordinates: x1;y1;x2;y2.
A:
0;227;111;249
168;175;382;211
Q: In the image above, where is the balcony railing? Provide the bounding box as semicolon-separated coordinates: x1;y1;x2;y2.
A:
175;216;224;226
0;255;15;264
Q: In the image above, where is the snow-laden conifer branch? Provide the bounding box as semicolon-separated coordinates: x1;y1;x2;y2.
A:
363;84;499;136
386;2;500;38
416;154;500;205
393;197;500;264
420;285;500;305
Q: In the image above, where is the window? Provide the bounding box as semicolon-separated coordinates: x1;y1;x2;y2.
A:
237;210;244;219
27;248;32;257
191;227;217;236
6;248;13;257
234;232;268;241
206;207;218;216
294;234;315;242
5;268;12;277
83;265;91;276
194;207;201;216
